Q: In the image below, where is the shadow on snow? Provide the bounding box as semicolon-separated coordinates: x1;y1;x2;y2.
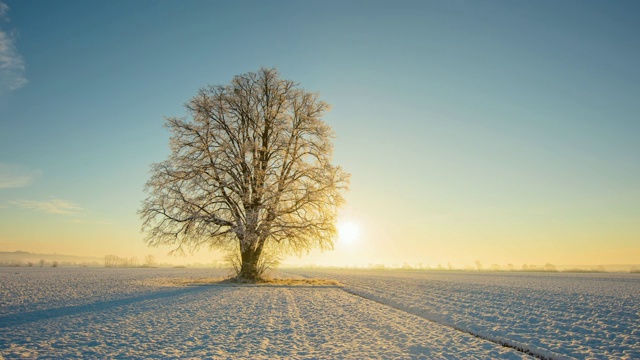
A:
0;285;217;328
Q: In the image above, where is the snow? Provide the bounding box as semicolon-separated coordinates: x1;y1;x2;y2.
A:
290;269;640;360
1;268;637;359
1;267;533;359
0;268;229;318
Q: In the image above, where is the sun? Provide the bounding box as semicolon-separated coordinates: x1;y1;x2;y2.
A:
338;221;362;245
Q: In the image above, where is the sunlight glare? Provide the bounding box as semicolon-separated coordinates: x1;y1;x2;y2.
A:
338;221;362;245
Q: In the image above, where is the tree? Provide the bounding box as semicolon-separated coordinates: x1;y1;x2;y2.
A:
144;255;156;268
140;68;349;281
104;255;119;268
475;260;483;271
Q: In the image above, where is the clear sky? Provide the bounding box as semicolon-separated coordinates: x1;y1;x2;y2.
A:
1;0;638;268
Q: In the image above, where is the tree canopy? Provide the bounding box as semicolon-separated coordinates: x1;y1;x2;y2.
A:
139;68;349;280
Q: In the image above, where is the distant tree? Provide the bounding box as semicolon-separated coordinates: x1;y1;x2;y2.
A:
544;263;557;272
475;260;483;271
127;257;138;268
144;255;156;268
51;261;58;268
104;255;140;268
140;68;350;281
39;259;45;267
104;255;118;268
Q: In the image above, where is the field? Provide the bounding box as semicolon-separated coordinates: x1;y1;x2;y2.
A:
1;268;638;359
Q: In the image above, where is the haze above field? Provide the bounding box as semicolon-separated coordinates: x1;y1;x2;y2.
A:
1;0;639;268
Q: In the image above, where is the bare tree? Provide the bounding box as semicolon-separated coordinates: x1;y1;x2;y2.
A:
140;68;349;280
104;255;118;268
144;255;156;268
475;260;483;271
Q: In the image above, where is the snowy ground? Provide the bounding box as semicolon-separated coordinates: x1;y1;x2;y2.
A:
1;267;533;359
1;268;637;359
290;269;640;359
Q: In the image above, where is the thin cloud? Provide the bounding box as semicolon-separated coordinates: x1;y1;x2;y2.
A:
0;163;41;189
11;199;84;215
69;218;114;225
0;1;27;93
0;2;8;19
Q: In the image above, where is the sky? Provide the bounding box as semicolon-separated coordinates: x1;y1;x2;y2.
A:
0;0;638;268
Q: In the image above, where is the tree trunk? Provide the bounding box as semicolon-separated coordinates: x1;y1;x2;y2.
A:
237;246;263;281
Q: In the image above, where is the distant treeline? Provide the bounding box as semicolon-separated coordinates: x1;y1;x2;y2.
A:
296;262;638;273
102;255;225;269
362;262;565;272
0;251;103;267
104;255;155;268
0;259;99;267
0;251;224;269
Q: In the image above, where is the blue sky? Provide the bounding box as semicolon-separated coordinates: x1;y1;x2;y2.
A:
1;0;639;267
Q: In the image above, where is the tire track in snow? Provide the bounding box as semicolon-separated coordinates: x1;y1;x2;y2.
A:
282;288;314;357
338;287;564;360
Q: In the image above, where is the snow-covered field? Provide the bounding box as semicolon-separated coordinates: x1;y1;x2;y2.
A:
1;268;637;359
290;269;640;359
